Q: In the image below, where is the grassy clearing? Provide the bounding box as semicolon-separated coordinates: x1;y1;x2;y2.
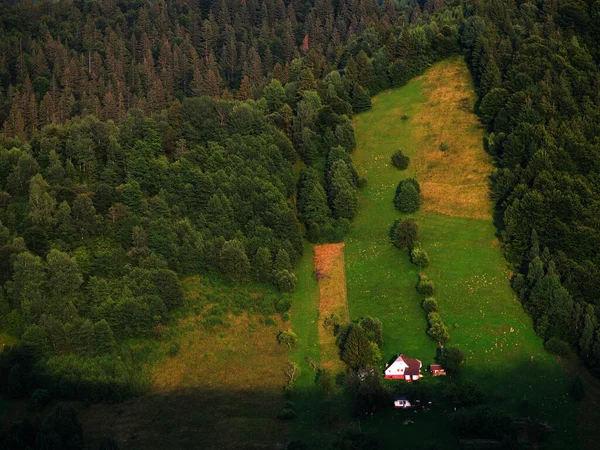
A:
314;243;349;373
349;57;578;449
77;276;289;450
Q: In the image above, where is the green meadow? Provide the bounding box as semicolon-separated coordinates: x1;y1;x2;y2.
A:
346;58;578;449
289;58;579;449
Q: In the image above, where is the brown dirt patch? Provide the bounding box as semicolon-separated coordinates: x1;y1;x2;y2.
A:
411;60;492;220
314;243;349;373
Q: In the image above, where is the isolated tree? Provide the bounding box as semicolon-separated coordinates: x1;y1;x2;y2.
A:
437;346;465;374
391;150;410;170
390;219;419;249
278;330;298;349
394;181;420;213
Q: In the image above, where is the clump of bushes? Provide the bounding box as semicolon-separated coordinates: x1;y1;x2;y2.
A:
390;218;419;250
437;346;465;375
274;295;292;314
391;150;410;170
427;312;450;345
394;178;421;213
336;317;384;369
422;297;438;313
410;244;430;268
416;273;435;295
277;330;298;349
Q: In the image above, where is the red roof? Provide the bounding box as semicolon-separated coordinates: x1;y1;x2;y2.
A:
430;364;443;370
399;354;421;376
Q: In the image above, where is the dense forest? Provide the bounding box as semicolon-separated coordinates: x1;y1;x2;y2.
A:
462;0;600;373
0;0;460;404
1;0;600;443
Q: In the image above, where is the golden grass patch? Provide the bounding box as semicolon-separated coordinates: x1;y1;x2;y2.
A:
411;60;492;220
314;243;349;372
80;315;289;450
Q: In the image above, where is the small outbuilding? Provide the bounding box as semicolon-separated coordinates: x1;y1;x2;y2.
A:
384;355;422;381
429;364;446;376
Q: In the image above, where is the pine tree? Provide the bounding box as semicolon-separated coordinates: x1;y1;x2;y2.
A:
94;319;116;354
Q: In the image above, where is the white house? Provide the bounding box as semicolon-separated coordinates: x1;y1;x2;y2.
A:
384;354;422;381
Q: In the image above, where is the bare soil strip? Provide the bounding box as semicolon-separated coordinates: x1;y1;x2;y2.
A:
313;243;350;372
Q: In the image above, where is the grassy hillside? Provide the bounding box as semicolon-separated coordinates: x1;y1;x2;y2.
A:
346;58;578;449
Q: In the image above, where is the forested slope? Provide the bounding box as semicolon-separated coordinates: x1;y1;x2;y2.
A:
462;0;600;373
0;0;461;405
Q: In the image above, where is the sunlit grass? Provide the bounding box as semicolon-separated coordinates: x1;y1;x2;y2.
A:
347;58;578;449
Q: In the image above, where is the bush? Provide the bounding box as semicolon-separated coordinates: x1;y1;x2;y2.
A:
274;296;292;314
390;219;419;250
277;330;298;349
437;346;465;375
439;142;450;152
427;313;449;345
544;337;570;357
422;297;438;313
416;274;435;295
274;270;297;293
394;179;420;213
410;245;430;268
391;150;410;170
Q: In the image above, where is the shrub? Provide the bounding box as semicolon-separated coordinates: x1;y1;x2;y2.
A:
391;150;410;170
323;313;340;330
439;142;450;152
437;346;465;375
544;337;570;357
277;330;298;349
274;270;297;293
274;296;292;314
422;297;438;313
390;219;418;250
416;274;435;295
410;245;430;268
394;179;420;213
427;313;449;345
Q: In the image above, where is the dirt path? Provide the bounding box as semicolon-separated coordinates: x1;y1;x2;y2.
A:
313;243;349;373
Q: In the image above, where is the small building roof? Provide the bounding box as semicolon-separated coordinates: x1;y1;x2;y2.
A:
430;364;443;370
